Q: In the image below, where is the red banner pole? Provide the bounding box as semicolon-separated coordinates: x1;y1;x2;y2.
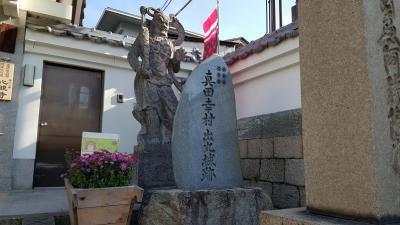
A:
217;0;220;55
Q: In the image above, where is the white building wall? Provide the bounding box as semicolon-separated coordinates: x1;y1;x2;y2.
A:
19;0;73;23
13;29;195;159
180;41;234;55
230;37;300;119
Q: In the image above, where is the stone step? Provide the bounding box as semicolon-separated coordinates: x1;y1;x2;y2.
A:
22;216;55;225
0;214;69;225
0;188;69;225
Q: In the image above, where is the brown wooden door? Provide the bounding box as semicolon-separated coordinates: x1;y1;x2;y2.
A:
34;63;103;187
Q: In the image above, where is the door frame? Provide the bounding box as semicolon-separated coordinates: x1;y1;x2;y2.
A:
33;61;105;188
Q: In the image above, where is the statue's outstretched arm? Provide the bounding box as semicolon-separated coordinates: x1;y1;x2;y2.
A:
169;47;186;92
171;48;185;73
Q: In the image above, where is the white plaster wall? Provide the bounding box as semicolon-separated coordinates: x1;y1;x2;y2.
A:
102;66;138;153
180;41;235;56
13;29;195;159
13;51;139;158
13;54;44;159
230;37;300;119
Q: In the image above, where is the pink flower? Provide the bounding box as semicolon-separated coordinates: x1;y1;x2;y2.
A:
127;155;138;164
80;156;90;165
119;163;128;171
97;161;103;166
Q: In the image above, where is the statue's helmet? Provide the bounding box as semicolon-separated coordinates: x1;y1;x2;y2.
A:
151;10;169;37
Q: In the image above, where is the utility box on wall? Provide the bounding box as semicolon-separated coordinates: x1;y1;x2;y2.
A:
23;64;35;87
2;0;20;18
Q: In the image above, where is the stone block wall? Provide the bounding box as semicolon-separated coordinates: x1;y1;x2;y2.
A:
237;109;305;209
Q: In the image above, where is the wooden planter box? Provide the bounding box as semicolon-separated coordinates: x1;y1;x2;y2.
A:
65;179;143;225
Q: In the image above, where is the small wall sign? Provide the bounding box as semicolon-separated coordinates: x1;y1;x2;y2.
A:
0;61;14;101
81;132;120;155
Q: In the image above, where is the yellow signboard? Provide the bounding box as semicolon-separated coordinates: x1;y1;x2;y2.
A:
81;132;120;155
0;62;14;101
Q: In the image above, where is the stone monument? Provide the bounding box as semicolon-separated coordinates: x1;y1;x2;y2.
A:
171;55;243;190
260;1;400;225
128;6;186;189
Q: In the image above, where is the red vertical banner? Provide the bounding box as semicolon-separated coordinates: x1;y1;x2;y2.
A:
203;8;218;60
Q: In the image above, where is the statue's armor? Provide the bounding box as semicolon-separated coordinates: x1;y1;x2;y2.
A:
148;36;174;86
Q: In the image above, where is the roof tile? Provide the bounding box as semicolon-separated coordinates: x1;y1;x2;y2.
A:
224;22;299;65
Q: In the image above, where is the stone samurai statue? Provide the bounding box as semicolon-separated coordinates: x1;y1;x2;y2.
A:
128;7;186;145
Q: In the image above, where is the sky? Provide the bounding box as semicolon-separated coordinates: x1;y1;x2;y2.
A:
84;0;296;42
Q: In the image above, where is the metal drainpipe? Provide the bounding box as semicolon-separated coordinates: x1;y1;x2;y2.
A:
279;0;282;28
292;0;298;22
270;0;276;32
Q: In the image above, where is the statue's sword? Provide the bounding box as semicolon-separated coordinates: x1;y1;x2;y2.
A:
172;76;183;92
174;0;193;17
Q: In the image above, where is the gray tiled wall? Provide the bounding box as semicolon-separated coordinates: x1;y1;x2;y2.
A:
238;109;305;209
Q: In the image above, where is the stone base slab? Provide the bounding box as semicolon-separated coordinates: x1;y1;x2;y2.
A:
260;208;379;225
138;187;272;225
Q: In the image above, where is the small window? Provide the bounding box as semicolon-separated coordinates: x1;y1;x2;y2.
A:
79;86;90;109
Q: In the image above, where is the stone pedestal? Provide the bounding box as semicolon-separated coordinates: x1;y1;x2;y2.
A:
137;187;272;225
297;0;400;224
134;144;175;189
